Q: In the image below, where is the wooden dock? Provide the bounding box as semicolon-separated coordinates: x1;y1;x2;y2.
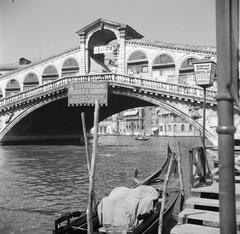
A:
170;182;240;234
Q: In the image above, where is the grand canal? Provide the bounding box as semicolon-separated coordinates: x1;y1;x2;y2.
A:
0;136;205;234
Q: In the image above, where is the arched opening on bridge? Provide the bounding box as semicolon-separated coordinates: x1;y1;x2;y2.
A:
127;50;148;78
61;58;79;77
189;124;193;131
173;124;177;133
181;124;185;132
42;65;59;84
152;54;175;82
1;91;153;144
23;73;39;91
179;57;198;86
88;29;118;73
5;79;21;97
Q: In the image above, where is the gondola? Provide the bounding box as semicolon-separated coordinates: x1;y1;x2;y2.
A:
53;148;181;234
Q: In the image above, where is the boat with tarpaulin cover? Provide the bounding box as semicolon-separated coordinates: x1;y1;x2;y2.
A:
53;146;182;234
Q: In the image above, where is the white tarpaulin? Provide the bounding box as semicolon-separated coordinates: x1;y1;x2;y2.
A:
97;185;159;227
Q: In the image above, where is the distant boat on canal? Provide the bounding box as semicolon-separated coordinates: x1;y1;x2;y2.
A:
134;134;150;141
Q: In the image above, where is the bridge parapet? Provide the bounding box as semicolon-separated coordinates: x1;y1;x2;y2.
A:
112;74;216;103
0;73;217;112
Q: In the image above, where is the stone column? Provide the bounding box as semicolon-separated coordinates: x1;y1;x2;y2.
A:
175;63;180;84
148;59;153;79
79;33;87;74
117;29;126;75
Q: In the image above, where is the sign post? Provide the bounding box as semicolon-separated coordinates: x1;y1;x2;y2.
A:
68;81;108;234
193;59;216;148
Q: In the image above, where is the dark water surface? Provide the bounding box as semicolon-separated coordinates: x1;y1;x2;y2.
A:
0;136;203;234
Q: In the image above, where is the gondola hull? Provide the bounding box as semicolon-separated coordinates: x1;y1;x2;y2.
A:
54;190;179;234
53;149;181;234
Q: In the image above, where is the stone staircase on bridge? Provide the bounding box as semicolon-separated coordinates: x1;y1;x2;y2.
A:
170;182;240;234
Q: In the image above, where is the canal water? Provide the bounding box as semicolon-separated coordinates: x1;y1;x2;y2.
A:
0;136;205;234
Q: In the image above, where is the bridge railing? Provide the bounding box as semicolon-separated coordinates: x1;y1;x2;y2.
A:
112;74;216;102
0;73;217;109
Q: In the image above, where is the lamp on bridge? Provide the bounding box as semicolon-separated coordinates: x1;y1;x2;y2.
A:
193;58;216;147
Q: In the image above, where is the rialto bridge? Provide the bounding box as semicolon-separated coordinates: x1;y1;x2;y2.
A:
0;18;239;146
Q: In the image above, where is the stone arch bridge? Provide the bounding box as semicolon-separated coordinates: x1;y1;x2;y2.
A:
0;18;240;145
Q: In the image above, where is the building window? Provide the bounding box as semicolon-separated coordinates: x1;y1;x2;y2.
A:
173;124;177;132
181;124;185;132
168;125;172;132
189;124;193;131
142;66;148;73
188;58;194;66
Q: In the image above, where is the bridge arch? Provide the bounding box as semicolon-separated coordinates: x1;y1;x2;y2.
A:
127;50;149;77
0;83;217;145
42;65;59;84
61;57;79;77
5;79;21;97
87;29;118;73
23;73;39;91
152;53;176;82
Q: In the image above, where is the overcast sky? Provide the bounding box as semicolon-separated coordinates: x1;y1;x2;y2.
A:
0;0;216;65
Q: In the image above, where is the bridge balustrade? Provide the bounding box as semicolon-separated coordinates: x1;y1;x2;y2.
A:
0;73;217;110
114;74;216;101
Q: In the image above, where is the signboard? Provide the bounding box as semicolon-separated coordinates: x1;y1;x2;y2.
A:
68;82;108;106
94;45;114;54
194;62;216;87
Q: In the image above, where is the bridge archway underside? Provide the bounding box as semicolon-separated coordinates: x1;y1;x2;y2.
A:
0;91;151;144
0;73;236;145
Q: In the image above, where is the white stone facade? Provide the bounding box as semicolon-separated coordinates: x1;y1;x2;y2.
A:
0;19;218;99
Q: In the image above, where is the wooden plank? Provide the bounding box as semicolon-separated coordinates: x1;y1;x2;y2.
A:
191;182;219;194
170;224;220;234
191;182;240;200
186;197;240;212
178;208;240;228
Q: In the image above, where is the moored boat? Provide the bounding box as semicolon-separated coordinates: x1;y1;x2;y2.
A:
134;135;150;141
53;147;181;234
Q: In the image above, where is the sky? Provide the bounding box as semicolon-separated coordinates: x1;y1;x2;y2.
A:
0;0;216;65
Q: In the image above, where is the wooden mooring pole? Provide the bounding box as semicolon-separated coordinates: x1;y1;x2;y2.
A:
87;99;100;234
215;0;239;233
81;112;91;174
81;112;96;208
176;142;185;211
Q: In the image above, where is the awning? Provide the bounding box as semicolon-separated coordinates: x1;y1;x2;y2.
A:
123;110;139;117
152;127;159;134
